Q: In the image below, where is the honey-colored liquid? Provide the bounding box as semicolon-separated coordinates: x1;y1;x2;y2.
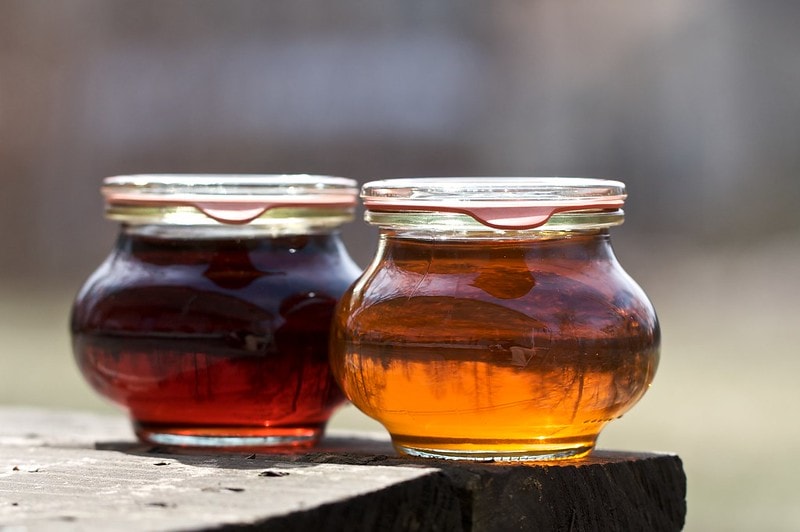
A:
331;233;659;460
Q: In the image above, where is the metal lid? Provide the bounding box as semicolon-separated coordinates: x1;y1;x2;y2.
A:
102;174;358;226
362;177;626;231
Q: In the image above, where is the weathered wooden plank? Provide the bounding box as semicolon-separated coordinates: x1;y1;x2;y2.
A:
0;408;685;531
289;449;686;531
1;439;457;531
0;409;456;531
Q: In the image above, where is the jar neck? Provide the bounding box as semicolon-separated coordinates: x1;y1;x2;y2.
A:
121;223;342;240
378;226;611;243
375;229;617;264
114;225;351;270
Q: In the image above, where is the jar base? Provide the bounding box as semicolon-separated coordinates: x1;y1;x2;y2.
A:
392;435;595;462
134;422;323;452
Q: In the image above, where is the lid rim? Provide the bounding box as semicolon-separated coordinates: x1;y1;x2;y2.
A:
362;176;625;196
104;173;358;188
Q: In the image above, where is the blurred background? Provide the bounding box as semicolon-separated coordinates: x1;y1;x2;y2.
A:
1;1;799;529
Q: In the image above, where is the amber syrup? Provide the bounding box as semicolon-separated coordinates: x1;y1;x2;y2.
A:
331;234;659;460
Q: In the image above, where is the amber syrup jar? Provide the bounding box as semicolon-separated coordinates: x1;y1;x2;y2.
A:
71;175;361;450
331;178;660;461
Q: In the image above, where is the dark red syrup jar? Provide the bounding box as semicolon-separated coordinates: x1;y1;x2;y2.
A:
71;175;361;450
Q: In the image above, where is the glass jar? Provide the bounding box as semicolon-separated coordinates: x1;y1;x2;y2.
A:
330;178;660;461
71;175;361;450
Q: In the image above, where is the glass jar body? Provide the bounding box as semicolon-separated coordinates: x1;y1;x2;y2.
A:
72;225;361;450
330;229;659;461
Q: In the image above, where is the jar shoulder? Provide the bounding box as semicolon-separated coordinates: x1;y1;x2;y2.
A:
77;237;360;295
352;250;653;306
340;249;659;344
72;243;360;332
